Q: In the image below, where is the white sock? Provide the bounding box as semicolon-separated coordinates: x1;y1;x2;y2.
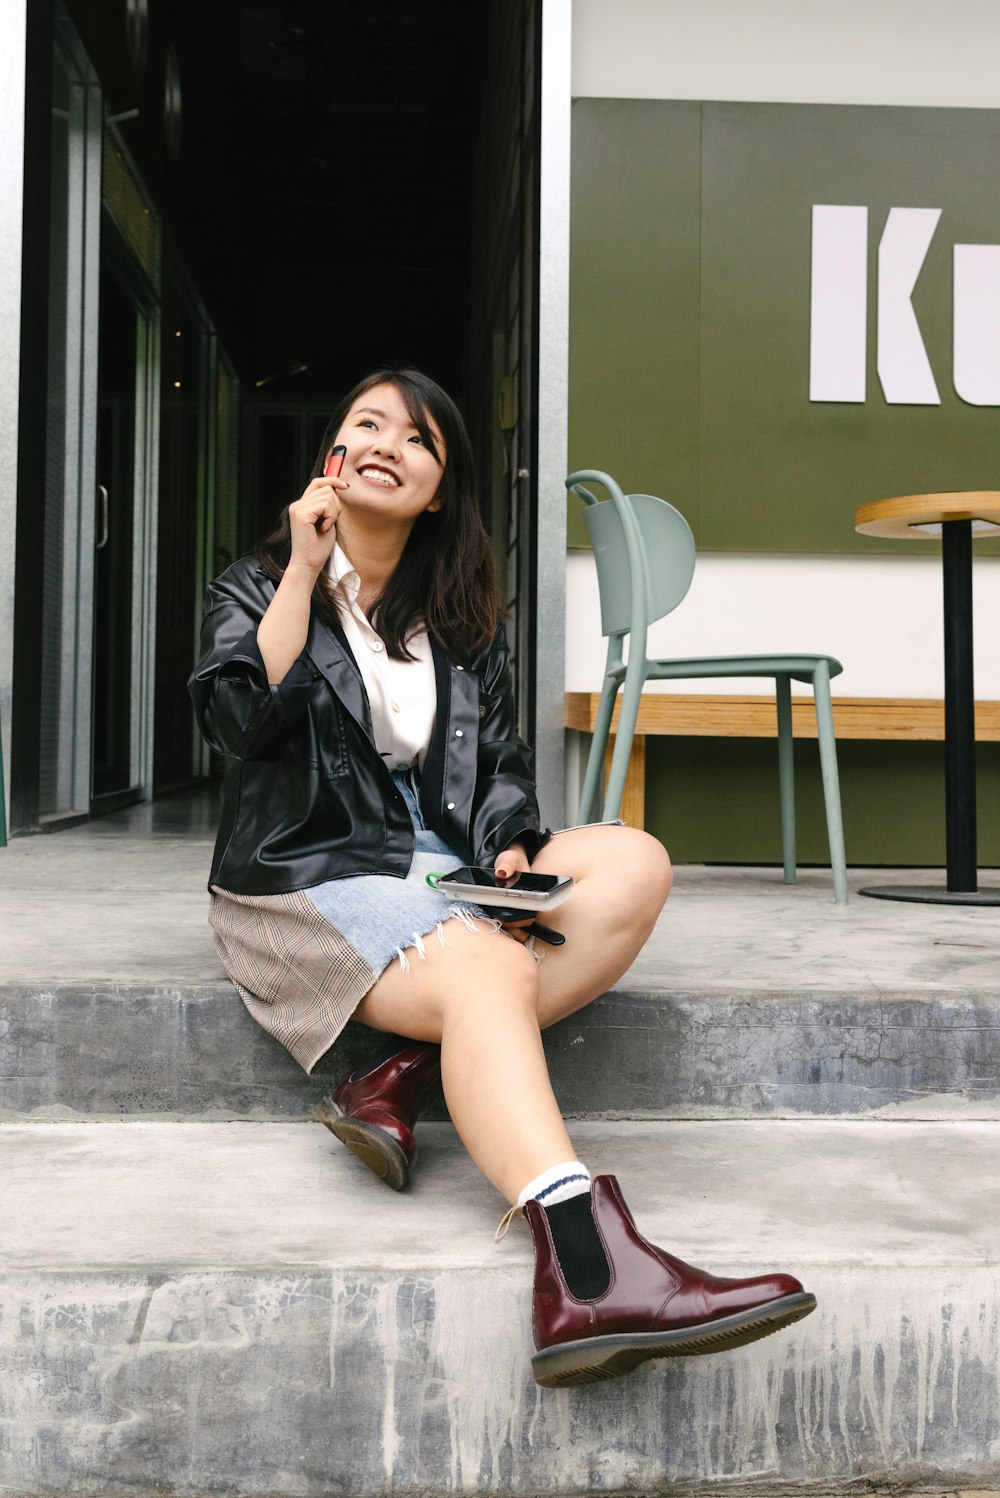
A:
517;1160;592;1209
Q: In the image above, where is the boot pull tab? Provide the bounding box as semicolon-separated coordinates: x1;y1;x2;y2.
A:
495;1203;524;1242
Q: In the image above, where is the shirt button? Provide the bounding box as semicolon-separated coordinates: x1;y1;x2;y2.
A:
371;641;384;653
447;801;456;810
391;701;401;713
455;665;464;671
454;729;463;737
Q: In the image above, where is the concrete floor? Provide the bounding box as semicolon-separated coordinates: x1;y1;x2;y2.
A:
2;1116;997;1271
2;787;998;992
4;790;1000;1495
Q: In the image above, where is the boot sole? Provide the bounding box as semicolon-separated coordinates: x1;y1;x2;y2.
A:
531;1290;817;1388
312;1098;410;1191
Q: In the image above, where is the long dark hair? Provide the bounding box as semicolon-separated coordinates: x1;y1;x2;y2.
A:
255;368;500;660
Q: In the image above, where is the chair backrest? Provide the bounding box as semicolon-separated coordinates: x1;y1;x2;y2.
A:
566;470;696;638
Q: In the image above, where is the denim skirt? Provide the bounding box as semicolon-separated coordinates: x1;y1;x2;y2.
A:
208;768;487;1074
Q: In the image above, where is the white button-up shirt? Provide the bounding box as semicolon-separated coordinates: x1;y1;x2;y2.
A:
328;541;437;769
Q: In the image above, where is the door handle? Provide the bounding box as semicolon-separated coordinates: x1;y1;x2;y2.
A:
96;485;109;549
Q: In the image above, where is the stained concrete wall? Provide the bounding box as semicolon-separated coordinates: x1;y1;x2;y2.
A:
2;1264;997;1495
4;980;1000;1122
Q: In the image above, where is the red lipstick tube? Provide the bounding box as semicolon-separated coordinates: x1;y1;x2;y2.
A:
324;443;347;479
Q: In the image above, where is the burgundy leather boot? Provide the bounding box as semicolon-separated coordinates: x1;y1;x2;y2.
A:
524;1175;816;1387
313;1043;441;1191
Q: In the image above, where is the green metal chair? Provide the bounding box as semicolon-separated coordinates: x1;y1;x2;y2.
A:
568;470;848;904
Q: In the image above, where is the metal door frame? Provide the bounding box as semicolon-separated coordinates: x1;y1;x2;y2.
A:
40;12;103;823
535;0;571;827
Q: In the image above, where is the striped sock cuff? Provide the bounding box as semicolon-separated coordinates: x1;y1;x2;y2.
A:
517;1160;592;1209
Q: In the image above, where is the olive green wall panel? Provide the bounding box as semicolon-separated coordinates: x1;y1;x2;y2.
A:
570;98;1000;554
568;100;701;548
641;738;1000;868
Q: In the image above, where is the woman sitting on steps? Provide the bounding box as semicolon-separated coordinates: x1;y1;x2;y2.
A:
189;365;816;1387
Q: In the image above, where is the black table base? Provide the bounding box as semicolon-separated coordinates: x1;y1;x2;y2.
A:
859;883;1000;906
942;519;977;887
860;517;989;906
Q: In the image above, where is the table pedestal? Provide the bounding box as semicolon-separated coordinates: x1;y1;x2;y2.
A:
858;516;1000;905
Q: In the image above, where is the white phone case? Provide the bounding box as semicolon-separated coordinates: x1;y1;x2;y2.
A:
434;875;574;912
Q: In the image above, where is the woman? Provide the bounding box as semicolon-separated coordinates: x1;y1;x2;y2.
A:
189;367;815;1388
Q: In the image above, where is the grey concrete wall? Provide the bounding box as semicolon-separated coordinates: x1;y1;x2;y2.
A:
1;1264;997;1495
2;981;999;1121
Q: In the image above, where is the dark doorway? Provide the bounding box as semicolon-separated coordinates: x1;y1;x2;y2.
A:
163;1;490;404
51;0;542;824
92;257;139;807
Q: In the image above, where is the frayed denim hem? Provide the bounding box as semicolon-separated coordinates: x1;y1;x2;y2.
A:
392;904;543;973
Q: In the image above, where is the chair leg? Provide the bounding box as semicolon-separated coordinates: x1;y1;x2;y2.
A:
579;680;618;822
775;675;796;885
604;733;647;829
813;660;849;905
603;661;646;822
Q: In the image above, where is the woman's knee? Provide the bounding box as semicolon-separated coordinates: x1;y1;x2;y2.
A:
427;923;541;1022
640;830;673;901
601;827;673;906
467;927;541;1003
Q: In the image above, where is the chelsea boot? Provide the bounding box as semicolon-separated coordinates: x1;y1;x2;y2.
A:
313;1041;441;1190
524;1174;816;1387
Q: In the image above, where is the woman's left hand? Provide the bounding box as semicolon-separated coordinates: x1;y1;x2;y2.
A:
494;843;534;943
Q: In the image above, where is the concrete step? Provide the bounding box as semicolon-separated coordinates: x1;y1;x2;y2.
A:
2;1117;997;1497
3;820;999;1122
2;976;999;1121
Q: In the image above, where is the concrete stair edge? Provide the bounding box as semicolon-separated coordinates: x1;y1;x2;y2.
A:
1;1118;998;1497
3;982;999;1121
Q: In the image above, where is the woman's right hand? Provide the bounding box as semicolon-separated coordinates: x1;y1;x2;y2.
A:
286;474;349;576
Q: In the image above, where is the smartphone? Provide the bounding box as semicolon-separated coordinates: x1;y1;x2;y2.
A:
324;443;347;479
432;867;574;911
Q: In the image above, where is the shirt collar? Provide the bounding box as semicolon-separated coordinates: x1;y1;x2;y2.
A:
328;540;361;605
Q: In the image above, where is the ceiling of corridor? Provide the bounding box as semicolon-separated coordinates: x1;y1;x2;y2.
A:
75;0;490;397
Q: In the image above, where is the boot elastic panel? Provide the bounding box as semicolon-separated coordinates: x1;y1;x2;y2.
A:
544;1193;612;1300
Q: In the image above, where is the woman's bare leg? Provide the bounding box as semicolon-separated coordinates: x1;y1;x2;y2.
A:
352;826;672;1203
525;825;673;1027
355;926;574;1202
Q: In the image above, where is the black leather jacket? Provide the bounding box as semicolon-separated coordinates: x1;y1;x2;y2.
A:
188;556;547;895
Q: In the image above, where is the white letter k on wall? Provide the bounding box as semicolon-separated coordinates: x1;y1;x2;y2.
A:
876;207;941;405
812;205;1000;407
810;204;949;405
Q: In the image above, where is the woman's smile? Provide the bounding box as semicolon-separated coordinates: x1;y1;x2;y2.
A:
334;382;446;523
356;464;401;489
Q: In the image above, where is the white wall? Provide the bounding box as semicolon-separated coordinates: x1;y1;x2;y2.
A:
0;0;26;830
567;0;1000;702
572;0;1000;108
566;550;1000;698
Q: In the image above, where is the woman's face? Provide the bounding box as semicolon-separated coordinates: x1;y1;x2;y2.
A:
332;382;446;527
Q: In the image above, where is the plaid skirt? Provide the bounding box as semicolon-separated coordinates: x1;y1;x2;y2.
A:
208;768;485;1074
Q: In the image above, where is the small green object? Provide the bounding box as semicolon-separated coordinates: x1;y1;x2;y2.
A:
425;872;444;889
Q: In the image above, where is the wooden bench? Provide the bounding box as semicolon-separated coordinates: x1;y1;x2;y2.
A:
565;692;1000;829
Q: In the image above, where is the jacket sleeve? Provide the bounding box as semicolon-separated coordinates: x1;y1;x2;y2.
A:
470;627;551;865
188;568;315;760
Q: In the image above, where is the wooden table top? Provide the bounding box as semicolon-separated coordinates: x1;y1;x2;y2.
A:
855;491;1000;539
